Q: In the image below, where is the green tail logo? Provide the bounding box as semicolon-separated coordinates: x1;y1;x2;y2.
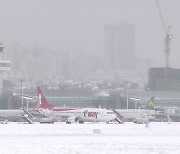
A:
146;96;155;110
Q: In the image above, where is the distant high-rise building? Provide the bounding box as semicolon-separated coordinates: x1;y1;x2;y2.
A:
61;50;93;80
104;22;136;70
0;43;11;88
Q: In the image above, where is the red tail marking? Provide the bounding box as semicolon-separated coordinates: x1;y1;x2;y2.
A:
36;86;54;109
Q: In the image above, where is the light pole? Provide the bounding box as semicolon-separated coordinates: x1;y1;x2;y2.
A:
19;79;25;108
23;96;33;110
126;86;129;109
130;97;140;109
125;81;130;109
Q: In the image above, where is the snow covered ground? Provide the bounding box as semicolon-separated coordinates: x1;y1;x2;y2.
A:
0;122;180;154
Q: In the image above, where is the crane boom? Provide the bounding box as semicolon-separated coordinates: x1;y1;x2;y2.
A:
156;0;167;35
156;0;172;68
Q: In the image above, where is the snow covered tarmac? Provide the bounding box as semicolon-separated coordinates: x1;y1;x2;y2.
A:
0;122;180;154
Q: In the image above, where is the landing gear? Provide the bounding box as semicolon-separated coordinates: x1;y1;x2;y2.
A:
65;120;84;124
66;121;71;124
79;120;84;124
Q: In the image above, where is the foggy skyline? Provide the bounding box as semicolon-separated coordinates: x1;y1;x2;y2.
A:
0;0;180;68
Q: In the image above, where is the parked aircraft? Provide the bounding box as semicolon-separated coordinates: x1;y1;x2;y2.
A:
116;97;156;123
36;86;123;124
0;109;25;122
0;107;55;124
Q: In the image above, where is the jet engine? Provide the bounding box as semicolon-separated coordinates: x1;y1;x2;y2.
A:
66;116;84;124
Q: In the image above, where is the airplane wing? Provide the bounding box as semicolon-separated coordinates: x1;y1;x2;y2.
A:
0;115;6;120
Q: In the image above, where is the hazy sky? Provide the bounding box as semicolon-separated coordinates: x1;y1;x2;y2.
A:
0;0;180;68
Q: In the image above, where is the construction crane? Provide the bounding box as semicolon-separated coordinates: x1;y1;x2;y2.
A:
156;0;172;68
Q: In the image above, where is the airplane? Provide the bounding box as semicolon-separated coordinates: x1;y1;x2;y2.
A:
0;108;54;124
36;86;123;124
0;109;25;122
116;96;156;123
0;98;56;124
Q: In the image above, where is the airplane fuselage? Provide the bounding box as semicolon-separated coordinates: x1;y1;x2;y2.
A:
0;110;24;121
116;109;155;121
51;108;116;122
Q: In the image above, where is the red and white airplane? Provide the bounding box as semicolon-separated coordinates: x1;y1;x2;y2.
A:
36;86;123;124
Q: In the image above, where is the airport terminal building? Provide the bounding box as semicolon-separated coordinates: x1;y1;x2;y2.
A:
148;67;180;91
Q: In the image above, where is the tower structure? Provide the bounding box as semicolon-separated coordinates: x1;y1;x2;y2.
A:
0;43;11;89
156;0;172;68
164;26;172;68
104;22;136;71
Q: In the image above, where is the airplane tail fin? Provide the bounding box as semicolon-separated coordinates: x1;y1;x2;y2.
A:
146;96;155;110
36;86;54;109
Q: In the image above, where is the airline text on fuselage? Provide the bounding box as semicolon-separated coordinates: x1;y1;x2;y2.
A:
83;110;98;118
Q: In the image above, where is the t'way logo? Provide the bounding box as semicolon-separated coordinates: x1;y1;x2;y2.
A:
84;110;98;118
